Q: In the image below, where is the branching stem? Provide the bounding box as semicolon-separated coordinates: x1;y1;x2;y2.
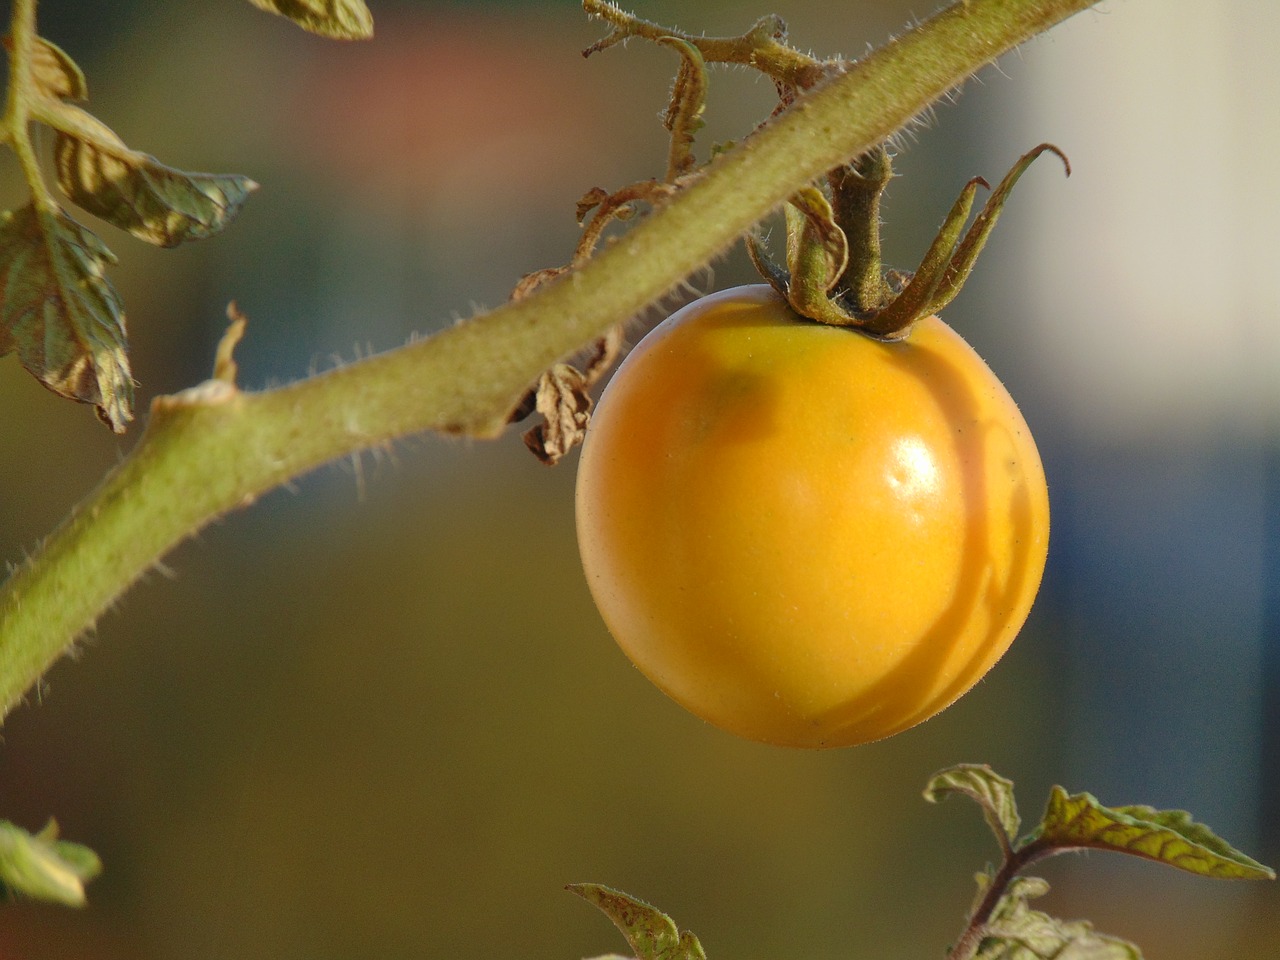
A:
1;0;57;209
0;0;1099;720
946;839;1056;960
582;0;827;88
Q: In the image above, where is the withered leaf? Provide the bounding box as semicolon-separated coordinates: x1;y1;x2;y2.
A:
52;107;257;248
244;0;374;39
523;363;594;465
0;203;132;432
522;328;622;465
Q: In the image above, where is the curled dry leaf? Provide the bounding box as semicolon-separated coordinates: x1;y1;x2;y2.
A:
522;327;623;465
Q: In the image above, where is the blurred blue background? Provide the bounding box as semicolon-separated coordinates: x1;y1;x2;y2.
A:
0;0;1276;958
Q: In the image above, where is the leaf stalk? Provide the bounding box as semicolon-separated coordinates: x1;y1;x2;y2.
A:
2;0;57;209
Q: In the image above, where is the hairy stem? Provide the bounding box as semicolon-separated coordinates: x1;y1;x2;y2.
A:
0;0;1098;720
583;0;827;89
946;840;1055;960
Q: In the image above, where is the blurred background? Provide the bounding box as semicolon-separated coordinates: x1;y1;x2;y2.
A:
0;0;1277;957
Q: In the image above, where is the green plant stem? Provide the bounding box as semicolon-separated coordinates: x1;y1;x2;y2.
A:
583;0;826;88
946;839;1054;960
0;0;1098;720
2;0;57;208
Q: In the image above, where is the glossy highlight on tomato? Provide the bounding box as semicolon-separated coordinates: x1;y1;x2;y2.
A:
575;285;1049;748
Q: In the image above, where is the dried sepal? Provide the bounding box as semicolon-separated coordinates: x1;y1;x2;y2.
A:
782;202;856;326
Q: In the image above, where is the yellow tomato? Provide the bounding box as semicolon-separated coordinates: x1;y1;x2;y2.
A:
575;285;1049;748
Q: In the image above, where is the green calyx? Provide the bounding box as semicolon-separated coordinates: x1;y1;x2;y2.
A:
749;143;1071;339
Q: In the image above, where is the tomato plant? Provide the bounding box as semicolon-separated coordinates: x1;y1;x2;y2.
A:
575;284;1050;748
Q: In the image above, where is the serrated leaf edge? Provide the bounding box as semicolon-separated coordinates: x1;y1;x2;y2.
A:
1030;786;1276;881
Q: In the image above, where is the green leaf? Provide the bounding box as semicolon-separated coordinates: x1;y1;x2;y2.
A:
29;37;88;101
51;107;257;248
0;820;102;907
568;884;707;960
245;0;373;39
924;764;1021;850
974;875;1142;960
1028;786;1276;881
0;203;133;432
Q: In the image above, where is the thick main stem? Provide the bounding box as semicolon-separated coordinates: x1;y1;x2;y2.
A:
0;0;1099;719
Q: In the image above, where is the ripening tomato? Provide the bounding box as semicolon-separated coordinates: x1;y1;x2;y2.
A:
574;284;1049;748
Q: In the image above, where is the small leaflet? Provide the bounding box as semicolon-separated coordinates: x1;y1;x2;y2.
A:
923;764;1021;850
244;0;374;39
1031;786;1276;881
568;884;708;960
974;876;1141;960
0;820;102;908
0;204;133;432
52;106;257;248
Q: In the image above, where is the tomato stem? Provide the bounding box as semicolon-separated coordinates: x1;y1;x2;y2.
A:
582;0;830;90
829;147;895;316
945;839;1057;960
757;144;1070;339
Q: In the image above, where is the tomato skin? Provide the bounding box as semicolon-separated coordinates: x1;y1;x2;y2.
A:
575;285;1049;748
